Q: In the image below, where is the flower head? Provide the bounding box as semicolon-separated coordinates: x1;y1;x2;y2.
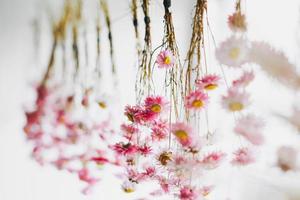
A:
157;150;173;166
179;186;199;200
121;124;139;140
124;105;143;123
151;120;169;141
171;122;193;147
113;142;138;156
222;88;250;112
232;70;255;88
122;180;136;193
196;74;221;91
199;151;226;169
185;90;209;111
228;12;247;32
216;36;249;68
277;146;298;171
144;95;169;115
156;49;175;69
234;114;265;146
231;147;255;166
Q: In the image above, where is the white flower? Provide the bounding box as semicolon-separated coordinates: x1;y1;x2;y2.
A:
216;36;249;68
121;180;136;193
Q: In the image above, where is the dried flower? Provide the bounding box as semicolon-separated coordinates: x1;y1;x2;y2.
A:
234;114;265;146
185;90;209;111
277;146;298;171
156;49;175;69
231;147;255;166
171;122;193;147
196;74;221;91
228;12;247;32
232;70;255;88
216;36;249;68
222;88;250;112
199;151;226;169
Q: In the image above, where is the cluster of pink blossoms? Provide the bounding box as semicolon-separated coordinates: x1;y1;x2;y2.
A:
113;93;230;200
24;83;117;194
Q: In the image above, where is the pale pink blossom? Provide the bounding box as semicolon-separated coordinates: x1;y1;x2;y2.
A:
156;49;175;69
277;146;298;171
216;36;249;68
222;88;250;112
199;185;214;197
185;90;209;111
196;74;221;91
179;186;201;200
231;147;255;166
249;42;300;89
199;151;226;169
171;122;193;147
234;114;265;145
232;70;255;88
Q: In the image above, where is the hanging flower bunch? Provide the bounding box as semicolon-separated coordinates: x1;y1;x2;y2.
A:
24;0;118;194
112;1;240;199
216;0;265;166
113;94;229;199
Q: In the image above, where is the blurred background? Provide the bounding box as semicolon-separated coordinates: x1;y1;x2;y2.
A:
1;0;300;199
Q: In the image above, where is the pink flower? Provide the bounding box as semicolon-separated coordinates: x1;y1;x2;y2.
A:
138;144;152;156
185;90;209;111
199;151;226;169
222;88;250;112
171;122;193;147
232;70;255;88
277;146;298;171
113;142;138;156
234;114;265;146
196;74;221;91
144;95;169;114
121;124;139;140
156;49;175;69
231;147;255;166
124;105;143;123
151;120;169;141
78;168;98;185
179;186;199;200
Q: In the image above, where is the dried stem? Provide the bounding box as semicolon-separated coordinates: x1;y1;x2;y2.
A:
100;0;116;75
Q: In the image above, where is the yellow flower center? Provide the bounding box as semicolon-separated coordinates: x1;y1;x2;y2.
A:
151;104;161;113
203;191;210;197
229;47;240;60
229;102;244;111
174;130;189;141
164;56;171;65
192;100;204;108
98;101;107;109
205;84;218;90
124;188;135;193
